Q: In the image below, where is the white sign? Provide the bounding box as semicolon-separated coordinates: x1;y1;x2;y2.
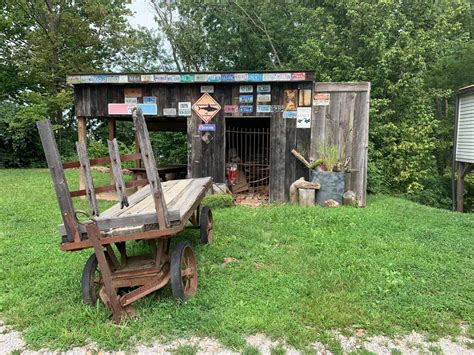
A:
257;94;271;102
313;93;330;106
163;108;177;116
257;84;271;93
297;107;311;128
239;85;253;93
178;102;192;116
124;97;138;104
200;85;214;93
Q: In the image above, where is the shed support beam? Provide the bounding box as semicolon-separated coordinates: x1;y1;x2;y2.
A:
108;118;116;184
78;116;87;190
456;162;474;212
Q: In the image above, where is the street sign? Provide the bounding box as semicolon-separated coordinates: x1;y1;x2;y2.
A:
192;93;221;123
198;123;216;132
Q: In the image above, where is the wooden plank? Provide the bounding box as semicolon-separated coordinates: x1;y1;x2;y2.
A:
132;107;170;228
108;118;116;184
37;120;80;243
76;140;100;216
314;82;370;92
269;85;286;202
63;153;141;169
350;85;370;207
69;179;148;197
58;209;181;236
108;138;129;208
188;85;202;178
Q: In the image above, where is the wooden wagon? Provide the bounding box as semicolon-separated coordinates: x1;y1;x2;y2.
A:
37;108;213;322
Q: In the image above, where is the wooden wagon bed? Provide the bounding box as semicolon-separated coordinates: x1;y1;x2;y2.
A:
59;177;212;248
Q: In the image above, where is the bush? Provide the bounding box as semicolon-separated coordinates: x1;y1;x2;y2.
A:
202;194;234;209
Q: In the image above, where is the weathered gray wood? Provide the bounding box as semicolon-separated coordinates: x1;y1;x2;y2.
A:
314;82;370;92
132;107;170;228
298;189;315;207
59;209;181;236
37;120;80;242
107;138;129;208
76;140;100;216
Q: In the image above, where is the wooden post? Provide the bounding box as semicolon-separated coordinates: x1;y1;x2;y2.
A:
108;118;116;184
132;107;170;229
134;131;141;169
37;120;80;243
78;116;87;190
456;162;465;212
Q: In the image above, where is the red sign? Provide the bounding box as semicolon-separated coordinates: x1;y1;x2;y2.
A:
291;72;306;80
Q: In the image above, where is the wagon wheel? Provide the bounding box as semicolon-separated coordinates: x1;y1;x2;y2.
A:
200;206;213;244
170;241;198;301
81;253;103;306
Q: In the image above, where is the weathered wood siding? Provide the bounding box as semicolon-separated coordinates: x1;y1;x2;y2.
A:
311;82;370;207
72;80;370;205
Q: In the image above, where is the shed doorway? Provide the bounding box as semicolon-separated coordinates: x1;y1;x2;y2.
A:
225;117;271;204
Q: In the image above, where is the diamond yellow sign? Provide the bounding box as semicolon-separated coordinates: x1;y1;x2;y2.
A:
192;93;221;123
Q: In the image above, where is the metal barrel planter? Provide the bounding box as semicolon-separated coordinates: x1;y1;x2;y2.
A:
310;170;346;205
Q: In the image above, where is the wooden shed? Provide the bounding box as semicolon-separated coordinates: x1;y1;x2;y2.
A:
454;84;474;212
67;72;370;206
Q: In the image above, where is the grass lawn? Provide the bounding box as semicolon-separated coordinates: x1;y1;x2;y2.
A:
0;169;473;352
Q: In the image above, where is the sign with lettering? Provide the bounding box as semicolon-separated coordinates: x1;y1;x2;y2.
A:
207;74;222;82
283;90;298;111
108;104;157;115
239;95;253;103
178;102;191;116
248;73;263;81
198;123;216;132
292;72;306;81
200;85;214;93
224;105;238;113
163;108;177;116
257;84;271;93
141;74;154;82
297;107;311;128
192;93;221;123
124;97;138;104
127;75;141;82
283;111;297;119
239;105;253;113
235;73;248;81
257;94;271;102
313;93;330;106
180;74;194;82
257;105;272;113
221;73;235;81
143;96;157;104
239;85;253;93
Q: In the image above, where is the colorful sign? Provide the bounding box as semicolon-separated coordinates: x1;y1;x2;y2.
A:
283;111;297;119
313;93;330;106
257;105;272;113
198;123;216;132
124;97;138;104
248;73;263;81
221;73;235;81
180;74;194;83
143;96;157;104
124;88;142;97
239;85;253;93
163;108;177;116
239;105;253;113
257;94;271;102
257;84;271;93
108;104;157;115
292;72;306;81
208;74;222;82
239;95;253;103
224;105;238;113
200;85;214;93
141;74;154;82
178;102;192;116
297;107;311;128
67;72;310;85
192;93;221;123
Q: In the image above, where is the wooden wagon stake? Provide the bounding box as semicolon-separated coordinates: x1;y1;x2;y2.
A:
85;220;127;323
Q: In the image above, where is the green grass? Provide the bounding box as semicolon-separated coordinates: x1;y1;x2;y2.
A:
0;169;473;352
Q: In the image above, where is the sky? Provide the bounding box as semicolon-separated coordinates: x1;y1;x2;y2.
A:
126;0;158;30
